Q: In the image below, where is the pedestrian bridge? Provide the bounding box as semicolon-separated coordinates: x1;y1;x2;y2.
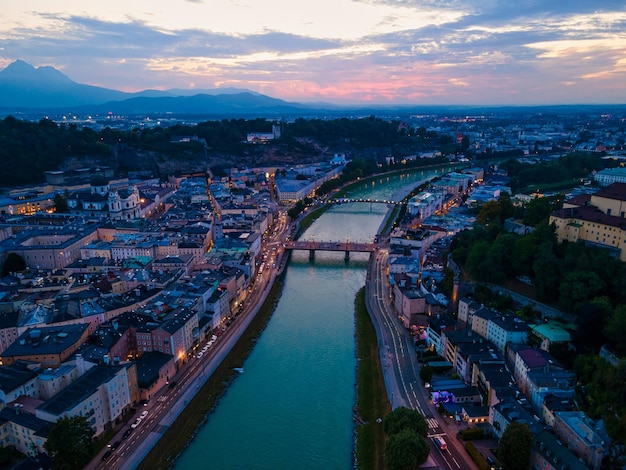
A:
323;197;405;206
284;240;378;260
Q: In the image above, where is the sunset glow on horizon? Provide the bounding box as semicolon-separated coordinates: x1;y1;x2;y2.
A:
1;1;625;105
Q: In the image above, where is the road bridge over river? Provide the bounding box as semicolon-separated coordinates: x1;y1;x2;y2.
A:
283;240;379;260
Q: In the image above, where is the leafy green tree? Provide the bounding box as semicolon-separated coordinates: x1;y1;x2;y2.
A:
53;192;69;213
511;236;537;278
522;196;554;226
490;233;518;278
497;192;515;221
497;422;532;470
385;429;430;470
419;365;434;384
604;305;626;355
383;406;428;438
465;240;491;281
2;253;26;276
532;241;560;302
573;298;611;352
476;200;502;226
559;271;605;312
44;416;95;470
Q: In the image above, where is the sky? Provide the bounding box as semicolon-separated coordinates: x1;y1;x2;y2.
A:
1;1;625;106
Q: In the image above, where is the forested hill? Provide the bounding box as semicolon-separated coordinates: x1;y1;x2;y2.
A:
0;116;110;187
0;115;462;188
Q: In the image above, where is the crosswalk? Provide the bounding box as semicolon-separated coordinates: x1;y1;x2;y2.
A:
426;417;439;430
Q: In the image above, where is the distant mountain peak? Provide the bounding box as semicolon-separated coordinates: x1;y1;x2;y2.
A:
0;59;307;114
0;59;74;85
5;59;34;71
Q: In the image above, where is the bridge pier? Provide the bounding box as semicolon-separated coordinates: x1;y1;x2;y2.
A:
309;249;315;260
344;250;350;262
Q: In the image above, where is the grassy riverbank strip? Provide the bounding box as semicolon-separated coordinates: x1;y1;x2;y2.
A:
355;288;391;470
137;279;284;470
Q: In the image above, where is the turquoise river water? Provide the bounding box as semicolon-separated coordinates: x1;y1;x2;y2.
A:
174;167;449;469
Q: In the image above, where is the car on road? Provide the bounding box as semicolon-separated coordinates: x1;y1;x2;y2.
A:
102;450;112;462
140;410;149;419
130;418;142;429
122;428;133;439
111;440;121;450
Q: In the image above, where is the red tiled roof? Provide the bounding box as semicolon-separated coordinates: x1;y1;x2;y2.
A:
518;348;550;368
551;205;626;229
593;182;626;201
565;194;591;207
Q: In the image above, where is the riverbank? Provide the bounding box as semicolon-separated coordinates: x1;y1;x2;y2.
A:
137;279;285;470
354;288;391;470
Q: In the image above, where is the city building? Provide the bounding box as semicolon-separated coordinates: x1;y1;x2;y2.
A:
532;430;590;470
593;167;626;187
553;411;609;470
35;364;134;437
550;182;626;261
1;324;90;368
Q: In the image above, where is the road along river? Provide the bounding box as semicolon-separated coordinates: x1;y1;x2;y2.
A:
174;167;448;469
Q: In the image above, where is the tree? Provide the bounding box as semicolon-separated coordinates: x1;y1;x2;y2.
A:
53;192;69;213
532;241;560;302
497;192;515;221
385;429;430;470
44;416;95;470
497;422;532;470
573;298;611;352
383;406;428;438
559;271;605;312
522;196;553;226
419;365;434;383
475;200;502;226
2;252;26;276
604;304;626;355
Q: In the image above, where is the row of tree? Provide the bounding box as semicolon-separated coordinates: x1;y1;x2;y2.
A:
453;189;626;303
450;185;626;444
498;152;615;193
0;115;464;188
382;407;430;470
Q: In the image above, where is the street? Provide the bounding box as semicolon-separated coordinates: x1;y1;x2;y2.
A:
87;211;291;470
365;249;477;470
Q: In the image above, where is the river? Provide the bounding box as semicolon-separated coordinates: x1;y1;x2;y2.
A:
173;167;448;469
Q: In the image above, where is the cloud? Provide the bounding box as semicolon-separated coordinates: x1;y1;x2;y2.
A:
1;1;625;104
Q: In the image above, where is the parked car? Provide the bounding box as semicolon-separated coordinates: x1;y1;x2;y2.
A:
102;450;112;462
111;440;121;450
122;428;133;439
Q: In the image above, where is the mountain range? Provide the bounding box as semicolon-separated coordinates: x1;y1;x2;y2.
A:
2;60;624;119
0;60;312;116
